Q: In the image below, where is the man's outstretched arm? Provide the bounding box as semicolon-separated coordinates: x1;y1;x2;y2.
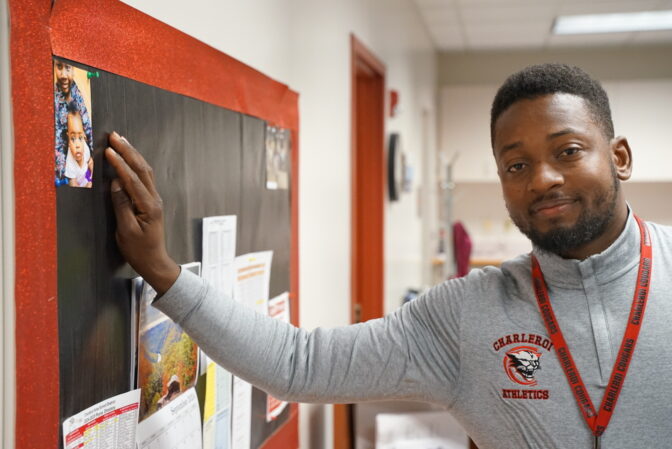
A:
104;133;463;405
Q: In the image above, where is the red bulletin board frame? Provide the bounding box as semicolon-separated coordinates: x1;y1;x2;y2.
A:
8;1;300;448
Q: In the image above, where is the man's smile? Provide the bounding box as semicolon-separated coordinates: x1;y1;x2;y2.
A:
530;197;578;219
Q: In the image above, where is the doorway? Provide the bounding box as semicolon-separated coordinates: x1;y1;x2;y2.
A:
334;34;386;449
350;35;385;326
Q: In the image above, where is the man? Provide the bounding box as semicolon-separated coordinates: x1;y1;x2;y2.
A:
105;64;672;449
54;59;92;183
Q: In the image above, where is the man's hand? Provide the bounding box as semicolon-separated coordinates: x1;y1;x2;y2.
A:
105;132;180;295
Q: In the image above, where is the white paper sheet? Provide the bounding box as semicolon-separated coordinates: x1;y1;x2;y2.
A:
266;292;290;421
201;215;237;371
231;376;252;449
202;216;237;296
203;361;232;449
234;251;273;314
376;411;469;449
136;387;202;449
62;389;141;449
229;251;273;448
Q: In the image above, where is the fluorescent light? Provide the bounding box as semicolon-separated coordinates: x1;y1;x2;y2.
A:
553;10;672;35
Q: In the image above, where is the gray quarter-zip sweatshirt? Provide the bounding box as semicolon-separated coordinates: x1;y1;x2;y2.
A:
154;212;672;449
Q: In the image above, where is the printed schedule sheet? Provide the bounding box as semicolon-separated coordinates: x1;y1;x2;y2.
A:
62;389;141;449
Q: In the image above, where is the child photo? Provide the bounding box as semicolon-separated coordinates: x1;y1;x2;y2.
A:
53;58;93;188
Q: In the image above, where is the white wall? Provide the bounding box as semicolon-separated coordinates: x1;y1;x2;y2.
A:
120;1;438;447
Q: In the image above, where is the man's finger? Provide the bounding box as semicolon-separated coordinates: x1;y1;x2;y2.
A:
110;178;141;235
108;132;160;199
106;147;155;212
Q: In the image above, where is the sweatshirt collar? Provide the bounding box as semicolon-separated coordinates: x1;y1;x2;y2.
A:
532;209;641;288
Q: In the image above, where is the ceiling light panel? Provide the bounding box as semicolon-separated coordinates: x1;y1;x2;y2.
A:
558;0;661;16
553;10;672;34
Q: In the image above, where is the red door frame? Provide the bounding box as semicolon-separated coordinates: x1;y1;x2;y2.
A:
350;34;385;325
334;34;386;449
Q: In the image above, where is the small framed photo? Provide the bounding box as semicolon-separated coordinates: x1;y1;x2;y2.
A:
265;125;290;190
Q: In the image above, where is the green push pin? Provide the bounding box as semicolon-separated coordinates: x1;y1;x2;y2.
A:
87;71;100;79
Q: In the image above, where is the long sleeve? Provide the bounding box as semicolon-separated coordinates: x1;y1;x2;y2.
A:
153;269;465;406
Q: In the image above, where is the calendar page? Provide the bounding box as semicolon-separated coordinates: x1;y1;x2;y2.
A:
136;387;202;449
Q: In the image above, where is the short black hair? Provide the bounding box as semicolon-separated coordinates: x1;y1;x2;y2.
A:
490;63;614;145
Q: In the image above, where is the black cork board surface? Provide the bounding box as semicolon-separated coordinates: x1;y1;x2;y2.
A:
57;60;292;448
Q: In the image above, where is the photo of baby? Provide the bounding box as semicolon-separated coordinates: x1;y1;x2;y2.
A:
64;102;93;188
54;58;93;188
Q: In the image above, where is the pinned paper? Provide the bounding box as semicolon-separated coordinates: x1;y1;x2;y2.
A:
136;262;201;421
234;251;273;314
62;389;140;449
136;387;202;449
203;361;232;449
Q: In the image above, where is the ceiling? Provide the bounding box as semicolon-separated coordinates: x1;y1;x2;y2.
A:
413;0;672;51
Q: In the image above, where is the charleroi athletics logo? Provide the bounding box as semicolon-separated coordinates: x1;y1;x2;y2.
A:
493;333;552;399
504;346;542;386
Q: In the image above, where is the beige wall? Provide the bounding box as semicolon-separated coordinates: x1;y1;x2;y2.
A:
439;46;672;85
120;1;438;447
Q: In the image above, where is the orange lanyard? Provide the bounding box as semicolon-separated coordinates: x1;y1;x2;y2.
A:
531;215;652;448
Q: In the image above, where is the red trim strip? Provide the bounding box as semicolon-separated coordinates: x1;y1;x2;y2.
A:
258;406;299;449
49;0;298;131
9;0;61;447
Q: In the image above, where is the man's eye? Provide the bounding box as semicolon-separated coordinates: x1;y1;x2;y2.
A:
507;163;525;173
561;147;581;157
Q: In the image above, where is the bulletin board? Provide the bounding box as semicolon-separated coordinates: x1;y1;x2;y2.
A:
8;1;299;448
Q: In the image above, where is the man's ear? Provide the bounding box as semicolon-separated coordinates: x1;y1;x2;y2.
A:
610;136;632;181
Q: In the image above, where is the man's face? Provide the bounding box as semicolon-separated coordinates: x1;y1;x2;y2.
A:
493;93;627;257
67;113;86;163
54;60;74;95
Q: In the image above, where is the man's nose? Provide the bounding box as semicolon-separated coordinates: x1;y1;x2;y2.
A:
528;162;563;193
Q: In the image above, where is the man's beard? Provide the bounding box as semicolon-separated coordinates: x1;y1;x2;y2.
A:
509;166;620;257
